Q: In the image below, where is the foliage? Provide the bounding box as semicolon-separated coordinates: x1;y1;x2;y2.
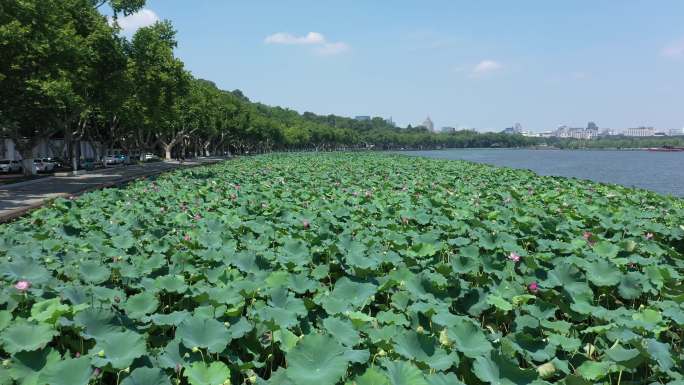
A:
1;153;683;384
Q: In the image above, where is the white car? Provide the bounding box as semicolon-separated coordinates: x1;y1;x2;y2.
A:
103;155;119;167
0;160;22;173
34;158;55;173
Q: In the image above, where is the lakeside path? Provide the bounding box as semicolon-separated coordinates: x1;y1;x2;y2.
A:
0;157;226;223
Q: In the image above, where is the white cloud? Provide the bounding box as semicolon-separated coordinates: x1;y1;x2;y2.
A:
265;32;350;56
265;32;325;45
471;60;502;77
111;9;159;34
315;42;351;56
662;39;684;58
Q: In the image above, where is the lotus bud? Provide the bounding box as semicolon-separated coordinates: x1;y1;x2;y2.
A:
98;350;105;357
537;362;556;379
192;347;199;352
124;367;130;373
378;349;387;356
439;329;451;346
416;326;425;334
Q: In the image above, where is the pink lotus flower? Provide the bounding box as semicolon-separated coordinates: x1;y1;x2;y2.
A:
183;234;190;242
14;280;30;292
528;281;539;294
75;352;81;358
92;368;101;377
583;231;592;240
645;232;654;240
234;184;241;190
175;363;182;373
302;220;310;229
193;214;202;220
159;207;165;213
508;252;521;263
401;217;409;225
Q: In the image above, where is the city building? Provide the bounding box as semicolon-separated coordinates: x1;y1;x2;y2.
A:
502;123;523;134
600;128;618;136
421;116;435;132
354;116;371;121
385;117;395;127
623;126;655;137
440;126;456;133
553;125;598;139
668;128;684;136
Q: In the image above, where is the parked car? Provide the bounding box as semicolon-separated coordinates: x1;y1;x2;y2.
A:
103;155;119;167
143;153;158;161
34;158;55;173
116;154;131;165
45;157;64;168
0;160;22;173
80;158;101;171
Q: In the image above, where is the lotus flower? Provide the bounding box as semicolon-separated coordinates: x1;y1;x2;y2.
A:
194;214;202;220
365;190;372;198
183;234;191;242
302;220;310;229
175;363;182;373
401;216;409;225
235;184;241;190
645;232;654;240
14;280;30;292
508;252;521;263
352;191;358;197
528;281;539;294
583;231;592;240
92;368;101;377
75;352;80;358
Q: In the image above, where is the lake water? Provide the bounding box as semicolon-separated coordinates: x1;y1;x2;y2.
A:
400;149;684;197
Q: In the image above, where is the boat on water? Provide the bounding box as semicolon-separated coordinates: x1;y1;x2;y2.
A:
646;146;684;152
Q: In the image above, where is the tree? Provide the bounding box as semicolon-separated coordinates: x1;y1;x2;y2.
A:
124;21;188;159
0;0;119;174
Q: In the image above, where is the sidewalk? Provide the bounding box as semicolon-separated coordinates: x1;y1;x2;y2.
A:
0;157;225;223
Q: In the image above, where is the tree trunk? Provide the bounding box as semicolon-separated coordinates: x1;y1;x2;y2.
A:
162;142;173;160
21;158;36;176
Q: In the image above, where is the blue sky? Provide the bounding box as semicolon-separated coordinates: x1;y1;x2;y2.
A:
113;1;684;132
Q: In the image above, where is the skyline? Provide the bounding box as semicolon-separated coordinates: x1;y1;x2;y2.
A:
110;1;684;132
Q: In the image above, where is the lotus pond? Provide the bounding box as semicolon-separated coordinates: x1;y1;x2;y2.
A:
1;153;684;385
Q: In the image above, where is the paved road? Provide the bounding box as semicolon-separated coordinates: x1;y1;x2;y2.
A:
0;158;225;222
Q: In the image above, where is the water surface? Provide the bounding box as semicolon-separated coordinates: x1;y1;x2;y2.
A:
401;149;684;197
